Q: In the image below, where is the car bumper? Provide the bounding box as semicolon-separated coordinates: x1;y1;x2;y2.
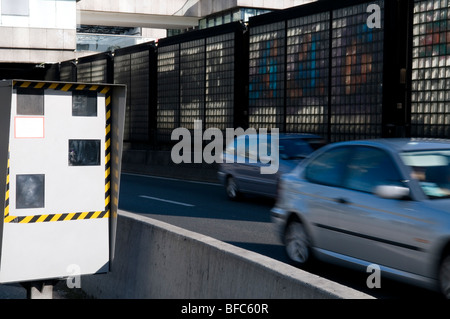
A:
271;207;288;240
217;170;227;185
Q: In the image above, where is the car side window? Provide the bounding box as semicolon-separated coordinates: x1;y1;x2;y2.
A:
304;147;351;187
279;139;312;160
344;147;403;193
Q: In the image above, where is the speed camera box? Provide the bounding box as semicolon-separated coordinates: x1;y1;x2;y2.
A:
0;80;126;283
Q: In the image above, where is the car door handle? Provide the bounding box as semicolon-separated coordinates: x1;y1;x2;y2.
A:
335;198;350;205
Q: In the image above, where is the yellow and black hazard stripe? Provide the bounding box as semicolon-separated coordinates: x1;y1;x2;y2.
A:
4;151;9;221
5;211;110;224
4;81;113;224
104;85;112;220
12;80;111;94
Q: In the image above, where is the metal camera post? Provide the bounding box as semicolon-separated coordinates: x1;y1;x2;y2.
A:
21;280;57;299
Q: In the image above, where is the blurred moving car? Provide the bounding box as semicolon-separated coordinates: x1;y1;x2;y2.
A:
218;133;326;200
271;138;450;297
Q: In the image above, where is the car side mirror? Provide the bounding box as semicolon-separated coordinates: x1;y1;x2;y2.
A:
374;185;410;200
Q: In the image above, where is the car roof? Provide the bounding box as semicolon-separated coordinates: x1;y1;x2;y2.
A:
233;133;323;140
329;138;450;152
278;133;324;139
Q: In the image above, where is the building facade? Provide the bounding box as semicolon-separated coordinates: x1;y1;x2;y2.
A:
0;0;316;64
0;0;77;63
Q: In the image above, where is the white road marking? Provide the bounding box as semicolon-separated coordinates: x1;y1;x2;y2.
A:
123;172;221;186
139;195;195;207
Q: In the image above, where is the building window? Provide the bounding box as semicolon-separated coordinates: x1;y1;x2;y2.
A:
1;0;29;16
198;8;272;29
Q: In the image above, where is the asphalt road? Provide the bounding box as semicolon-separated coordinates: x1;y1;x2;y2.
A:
118;172;444;299
119;173;283;257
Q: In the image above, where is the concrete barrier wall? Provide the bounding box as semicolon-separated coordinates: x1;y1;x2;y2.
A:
80;210;373;299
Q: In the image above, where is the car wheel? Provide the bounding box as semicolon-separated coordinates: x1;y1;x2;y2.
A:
284;220;311;267
226;176;240;200
439;254;450;298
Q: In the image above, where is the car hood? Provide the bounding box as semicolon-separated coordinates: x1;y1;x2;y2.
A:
424;198;450;213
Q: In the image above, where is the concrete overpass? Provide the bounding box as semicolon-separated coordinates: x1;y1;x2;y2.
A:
76;0;317;30
77;0;200;30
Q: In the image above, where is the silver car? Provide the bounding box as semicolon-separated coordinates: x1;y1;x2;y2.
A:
218;133;326;200
271;139;450;296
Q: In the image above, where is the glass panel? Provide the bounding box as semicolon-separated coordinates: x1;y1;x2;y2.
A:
2;0;29;16
248;21;286;131
16;174;45;209
180;39;205;130
330;1;385;141
305;146;351;186
206;33;235;130
344;147;402;193
69;140;101;166
157;44;180;143
72;91;97;117
411;0;450;138
286;12;330;136
401;150;450;199
17;88;44;115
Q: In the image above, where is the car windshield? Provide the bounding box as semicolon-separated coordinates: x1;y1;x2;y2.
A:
279;138;326;160
400;150;450;199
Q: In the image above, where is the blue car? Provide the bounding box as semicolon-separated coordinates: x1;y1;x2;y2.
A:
218;133;326;200
271;138;450;297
